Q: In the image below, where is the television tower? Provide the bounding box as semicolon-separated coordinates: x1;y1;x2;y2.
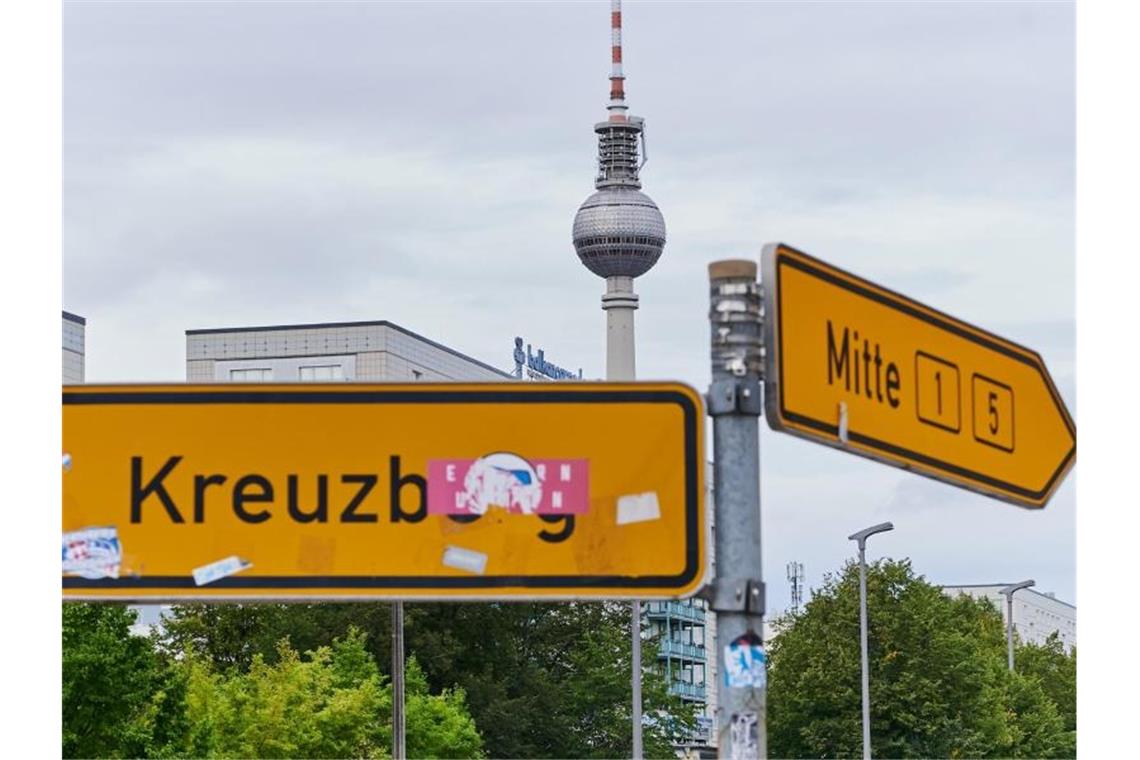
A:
572;0;666;381
571;4;665;758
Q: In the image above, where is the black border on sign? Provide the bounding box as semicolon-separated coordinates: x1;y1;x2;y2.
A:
62;387;701;591
767;244;1075;505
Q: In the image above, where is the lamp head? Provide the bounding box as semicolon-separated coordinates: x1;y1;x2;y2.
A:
848;521;895;545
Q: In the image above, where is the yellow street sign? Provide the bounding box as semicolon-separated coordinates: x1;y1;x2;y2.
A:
761;243;1075;508
62;383;706;600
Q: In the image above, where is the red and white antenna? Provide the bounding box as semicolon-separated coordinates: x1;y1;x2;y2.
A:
608;0;628;122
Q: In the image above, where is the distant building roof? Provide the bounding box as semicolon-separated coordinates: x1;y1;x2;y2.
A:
62;311;86;325
185;319;512;378
940;583;1075;610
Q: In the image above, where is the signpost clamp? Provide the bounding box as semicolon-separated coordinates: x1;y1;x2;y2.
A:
705;576;766;616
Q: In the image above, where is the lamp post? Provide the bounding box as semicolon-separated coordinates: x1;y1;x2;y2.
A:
999;580;1035;672
848;522;894;760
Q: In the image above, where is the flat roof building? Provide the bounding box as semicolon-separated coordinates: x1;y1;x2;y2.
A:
942;584;1076;651
63;311;85;383
186;319;512;383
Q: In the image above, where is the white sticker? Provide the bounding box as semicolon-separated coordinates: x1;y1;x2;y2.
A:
63;526;121;579
442;545;488;575
192;555;251;586
729;712;760;760
616;492;661;525
724;635;767;688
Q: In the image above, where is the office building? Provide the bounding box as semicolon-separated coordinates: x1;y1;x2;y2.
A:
186;319;512;383
63;311;85;383
942;584;1076;651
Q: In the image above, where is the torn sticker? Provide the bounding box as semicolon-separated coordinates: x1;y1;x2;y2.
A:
62;452;72;472
729;712;760;760
616;492;661;525
724;631;767;689
192;555;251;586
442;545;488;575
62;526;121;579
428;454;589;515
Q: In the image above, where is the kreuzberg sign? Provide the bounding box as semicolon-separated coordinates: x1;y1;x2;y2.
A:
62;383;706;600
762;243;1075;508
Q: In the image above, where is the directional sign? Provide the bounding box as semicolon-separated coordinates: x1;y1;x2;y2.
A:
761;243;1075;508
62;383;706;600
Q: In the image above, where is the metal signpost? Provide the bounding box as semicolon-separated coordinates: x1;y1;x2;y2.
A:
761;242;1075;508
708;260;767;760
62;383;706;600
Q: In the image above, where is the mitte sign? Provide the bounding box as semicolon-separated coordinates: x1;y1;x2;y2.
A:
761;242;1075;508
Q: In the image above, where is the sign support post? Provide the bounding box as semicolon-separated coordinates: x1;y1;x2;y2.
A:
392;601;406;760
708;260;766;759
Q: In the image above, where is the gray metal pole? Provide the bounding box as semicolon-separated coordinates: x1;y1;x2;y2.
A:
603;274;642;759
708;260;766;760
631;601;643;760
392;601;406;760
1006;594;1015;672
998;580;1034;673
857;543;871;760
847;521;893;760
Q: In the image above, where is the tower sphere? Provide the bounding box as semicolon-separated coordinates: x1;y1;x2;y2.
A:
572;187;666;279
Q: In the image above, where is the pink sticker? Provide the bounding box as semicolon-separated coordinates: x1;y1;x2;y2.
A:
428;453;589;515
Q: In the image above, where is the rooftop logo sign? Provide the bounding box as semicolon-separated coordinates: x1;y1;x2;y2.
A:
513;337;583;381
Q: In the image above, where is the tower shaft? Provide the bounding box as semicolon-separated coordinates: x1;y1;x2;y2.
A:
603;276;638;380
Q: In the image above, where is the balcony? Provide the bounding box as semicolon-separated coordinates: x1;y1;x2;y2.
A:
645;600;707;623
668;680;707;701
658;638;706;661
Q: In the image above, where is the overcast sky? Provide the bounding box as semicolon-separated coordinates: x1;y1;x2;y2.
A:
63;0;1075;611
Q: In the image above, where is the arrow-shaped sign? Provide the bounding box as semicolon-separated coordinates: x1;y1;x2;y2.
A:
761;243;1075;508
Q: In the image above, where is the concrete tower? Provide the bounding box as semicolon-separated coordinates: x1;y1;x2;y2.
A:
572;0;666;381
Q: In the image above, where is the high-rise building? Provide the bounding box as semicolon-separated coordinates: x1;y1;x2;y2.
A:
186;319;512;383
941;584;1076;651
62;311;85;383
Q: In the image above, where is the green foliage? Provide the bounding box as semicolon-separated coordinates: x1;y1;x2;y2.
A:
767;559;1075;759
405;601;693;759
178;627;484;759
405;657;485;759
62;603;188;759
179;629;391;758
160;602;392;673
160;600;694;758
1016;632;1077;755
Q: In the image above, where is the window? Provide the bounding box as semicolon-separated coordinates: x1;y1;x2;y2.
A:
299;364;345;382
230;368;273;382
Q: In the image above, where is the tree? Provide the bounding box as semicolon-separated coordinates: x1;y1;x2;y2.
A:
405;657;484;759
161;600;695;758
160;602;392;674
62;603;188;758
405;601;693;759
767;559;1072;759
1016;632;1076;756
178;627;483;758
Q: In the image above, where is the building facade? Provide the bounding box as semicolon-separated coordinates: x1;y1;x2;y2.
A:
942;584;1076;651
63;311;85;383
186;320;512;383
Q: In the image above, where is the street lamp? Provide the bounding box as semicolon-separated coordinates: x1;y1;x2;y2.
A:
848;521;895;760
999;580;1035;672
